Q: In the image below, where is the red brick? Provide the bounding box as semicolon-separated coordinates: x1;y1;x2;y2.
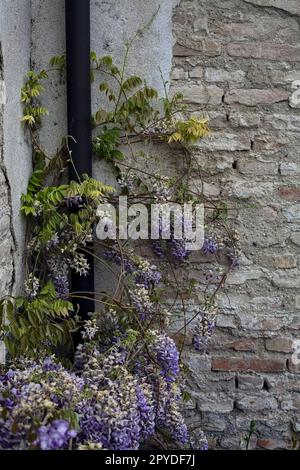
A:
212;357;286;373
287;359;300;373
230;339;257;352
214;13;300;37
279;187;300;202
257;438;289;450
227;43;300;62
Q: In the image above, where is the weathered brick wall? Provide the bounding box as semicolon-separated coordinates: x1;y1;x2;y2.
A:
171;0;300;449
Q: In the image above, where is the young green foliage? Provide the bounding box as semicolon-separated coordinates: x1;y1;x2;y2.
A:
0;283;76;358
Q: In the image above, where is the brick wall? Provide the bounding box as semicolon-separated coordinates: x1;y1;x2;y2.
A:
171;0;300;449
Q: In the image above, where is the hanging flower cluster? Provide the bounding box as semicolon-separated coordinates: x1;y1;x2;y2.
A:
0;345;203;450
192;299;218;354
0;357;82;450
149;332;180;383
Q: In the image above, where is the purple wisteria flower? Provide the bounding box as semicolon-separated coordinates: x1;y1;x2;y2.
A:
170;237;190;261
202;237;218;255
151;237;190;262
155;380;189;446
136;385;155;442
0;338;194;451
24;273;40;300
0;421;21;450
78;373;146;450
134;262;161;288
192;304;217;354
193;330;213;354
43;357;61;372
104;248;135;273
228;248;241;269
53;274;69;299
129;285;155;320
47;256;70;299
0;357;84;450
46;233;59;251
190;430;209;450
150;333;180;383
105;249;161;287
151;210;192;262
151;240;165;259
37;420;77;450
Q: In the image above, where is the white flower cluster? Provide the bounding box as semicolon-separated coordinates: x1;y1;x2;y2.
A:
81;229;93;246
33;200;43;216
70;253;89;276
78;442;104;450
136;258;159;276
117;173;136;192
0;357;84;435
24;273;40;300
81;319;99;341
151;175;171;202
129;284;154;319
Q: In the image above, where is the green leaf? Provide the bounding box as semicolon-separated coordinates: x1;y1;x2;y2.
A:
90;51;97;62
5;300;15;323
182;391;192;402
101;55;113;67
122;76;143;92
99;82;109;92
40;281;57;298
4;337;17;357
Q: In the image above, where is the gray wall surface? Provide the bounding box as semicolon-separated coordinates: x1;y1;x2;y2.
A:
0;0;32;297
0;0;32;362
31;0;179;153
31;0;179;294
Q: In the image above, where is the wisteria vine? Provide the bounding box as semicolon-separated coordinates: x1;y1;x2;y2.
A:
0;30;241;450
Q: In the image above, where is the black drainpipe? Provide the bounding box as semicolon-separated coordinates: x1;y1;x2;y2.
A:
65;0;95;323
